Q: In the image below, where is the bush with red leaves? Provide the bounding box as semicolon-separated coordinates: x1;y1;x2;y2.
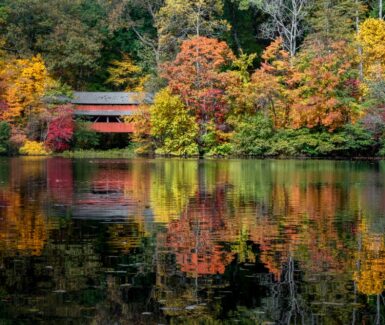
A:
45;105;74;152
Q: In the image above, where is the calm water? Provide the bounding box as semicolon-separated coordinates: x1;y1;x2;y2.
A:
0;158;385;324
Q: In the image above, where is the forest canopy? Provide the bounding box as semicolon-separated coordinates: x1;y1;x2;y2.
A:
0;0;385;157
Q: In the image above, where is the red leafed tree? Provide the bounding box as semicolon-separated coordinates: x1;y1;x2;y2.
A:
162;36;235;143
45;105;74;152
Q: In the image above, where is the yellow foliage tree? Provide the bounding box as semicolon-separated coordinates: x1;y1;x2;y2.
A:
0;55;51;124
106;54;147;91
357;18;385;79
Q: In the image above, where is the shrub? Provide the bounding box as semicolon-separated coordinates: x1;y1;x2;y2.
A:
205;143;234;157
45;106;74;152
232;114;274;156
73;120;101;150
0;121;11;155
19;140;49;156
232;114;377;157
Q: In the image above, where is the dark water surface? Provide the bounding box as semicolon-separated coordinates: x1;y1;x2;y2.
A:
1;157;385;324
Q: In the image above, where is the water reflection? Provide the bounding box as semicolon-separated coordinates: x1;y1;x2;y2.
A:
0;158;385;323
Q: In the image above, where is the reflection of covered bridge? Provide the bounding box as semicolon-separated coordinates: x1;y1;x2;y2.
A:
72;92;153;133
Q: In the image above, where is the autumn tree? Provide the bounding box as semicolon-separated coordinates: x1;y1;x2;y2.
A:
291;41;361;130
107;54;147;91
239;38;293;128
0;55;51;125
150;88;199;156
162;36;235;151
225;51;258;116
356;18;385;79
45;105;74;152
132;106;154;154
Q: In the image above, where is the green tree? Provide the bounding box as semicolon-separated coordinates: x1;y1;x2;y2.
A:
1;0;108;88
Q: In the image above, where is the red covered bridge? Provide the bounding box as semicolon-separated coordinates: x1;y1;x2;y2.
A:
72;92;153;133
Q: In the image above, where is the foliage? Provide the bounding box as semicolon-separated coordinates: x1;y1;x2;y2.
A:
150;88;199;156
307;0;367;45
157;0;229;58
163;36;235;151
232;114;274;156
0;55;50;125
1;0;108;87
106;54;147;91
356;18;385;79
233;115;376;157
59;148;135;159
291;40;361;131
132;106;154;155
73;120;101;150
19;140;49;156
0;121;11;155
45;105;74;153
1;0;385;157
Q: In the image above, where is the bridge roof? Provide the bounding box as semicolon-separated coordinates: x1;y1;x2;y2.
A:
74;110;136;116
73;92;153;105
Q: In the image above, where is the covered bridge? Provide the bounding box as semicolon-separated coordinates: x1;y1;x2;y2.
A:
72;92;153;133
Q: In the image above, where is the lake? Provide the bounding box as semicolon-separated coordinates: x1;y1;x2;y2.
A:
0;157;385;324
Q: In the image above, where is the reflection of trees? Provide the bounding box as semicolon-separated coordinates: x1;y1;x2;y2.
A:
353;217;385;324
150;160;199;224
0;158;50;256
154;181;236;318
3;158;385;323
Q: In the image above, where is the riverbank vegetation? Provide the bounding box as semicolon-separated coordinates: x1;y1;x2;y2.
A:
0;0;384;157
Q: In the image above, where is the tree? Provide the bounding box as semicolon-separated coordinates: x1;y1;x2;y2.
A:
251;0;311;57
162;37;235;150
108;0;165;70
45;105;74;152
291;41;361;130
106;54;146;91
132;106;154;154
230;38;293;127
157;0;229;57
306;0;366;47
1;0;108;87
0;55;50;125
150;88;199;156
356;18;385;79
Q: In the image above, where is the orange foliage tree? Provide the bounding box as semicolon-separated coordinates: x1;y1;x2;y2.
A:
250;38;294;128
290;41;361;131
162;36;235;147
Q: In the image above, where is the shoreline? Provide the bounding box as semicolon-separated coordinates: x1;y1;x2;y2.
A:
7;150;385;161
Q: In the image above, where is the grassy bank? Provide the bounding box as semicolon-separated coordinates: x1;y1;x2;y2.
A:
58;148;135;159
